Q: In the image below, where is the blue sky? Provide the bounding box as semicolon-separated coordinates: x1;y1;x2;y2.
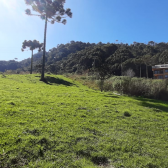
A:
1;0;168;61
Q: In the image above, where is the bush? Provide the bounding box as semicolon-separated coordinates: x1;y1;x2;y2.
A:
96;80;105;92
101;76;168;101
80;76;87;80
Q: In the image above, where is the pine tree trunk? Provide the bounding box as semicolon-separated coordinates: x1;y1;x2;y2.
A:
30;50;33;74
41;15;48;81
140;63;141;78
146;64;148;78
100;79;104;92
120;56;122;76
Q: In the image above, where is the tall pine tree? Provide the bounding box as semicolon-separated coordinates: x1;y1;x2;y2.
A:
21;40;43;74
24;0;72;80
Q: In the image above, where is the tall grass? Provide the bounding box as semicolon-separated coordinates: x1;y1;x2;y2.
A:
101;76;168;101
65;74;168;101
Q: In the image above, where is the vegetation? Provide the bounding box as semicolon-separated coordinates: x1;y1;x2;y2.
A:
25;0;72;81
21;40;43;74
1;74;168;167
0;60;20;73
67;74;168;102
1;41;168;78
1;1;168;167
102;76;168;101
36;41;168;78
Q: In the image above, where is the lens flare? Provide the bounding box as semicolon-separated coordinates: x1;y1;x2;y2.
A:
0;0;18;10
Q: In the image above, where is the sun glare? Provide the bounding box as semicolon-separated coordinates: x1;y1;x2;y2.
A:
0;0;18;9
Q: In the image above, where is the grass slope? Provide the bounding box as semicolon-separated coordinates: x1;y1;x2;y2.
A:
0;74;168;168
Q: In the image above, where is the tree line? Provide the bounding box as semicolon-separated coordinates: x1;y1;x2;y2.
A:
1;41;168;78
44;41;168;79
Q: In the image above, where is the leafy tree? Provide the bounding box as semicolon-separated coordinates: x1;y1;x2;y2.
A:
148;41;156;47
159;50;168;64
91;48;114;91
112;48;134;76
25;0;72;81
21;40;43;74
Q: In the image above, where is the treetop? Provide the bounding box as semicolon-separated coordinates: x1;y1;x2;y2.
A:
21;40;43;52
25;0;72;25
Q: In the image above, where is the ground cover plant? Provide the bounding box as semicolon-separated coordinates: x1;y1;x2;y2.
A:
0;74;168;167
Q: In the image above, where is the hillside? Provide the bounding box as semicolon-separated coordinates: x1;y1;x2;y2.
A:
0;52;43;73
1;41;168;78
1;74;168;167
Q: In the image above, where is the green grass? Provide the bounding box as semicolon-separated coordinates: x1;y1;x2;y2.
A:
1;74;168;168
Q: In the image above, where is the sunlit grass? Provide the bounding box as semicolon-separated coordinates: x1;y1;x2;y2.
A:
0;74;168;167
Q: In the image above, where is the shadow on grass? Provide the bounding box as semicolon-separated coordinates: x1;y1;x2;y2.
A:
43;76;74;86
134;97;168;113
104;95;120;98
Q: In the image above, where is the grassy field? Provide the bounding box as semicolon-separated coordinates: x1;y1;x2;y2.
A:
0;74;168;168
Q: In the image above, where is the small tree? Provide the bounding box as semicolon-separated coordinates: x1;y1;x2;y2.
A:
90;48;114;91
25;0;72;81
21;40;43;74
95;61;113;92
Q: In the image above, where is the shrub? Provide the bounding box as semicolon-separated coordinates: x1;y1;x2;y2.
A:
80;76;87;80
101;77;168;101
96;80;104;92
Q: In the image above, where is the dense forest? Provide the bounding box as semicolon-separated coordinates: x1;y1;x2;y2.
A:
1;41;168;78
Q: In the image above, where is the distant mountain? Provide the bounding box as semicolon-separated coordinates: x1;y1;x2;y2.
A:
0;41;95;72
0;60;20;72
0;52;43;72
19;51;43;68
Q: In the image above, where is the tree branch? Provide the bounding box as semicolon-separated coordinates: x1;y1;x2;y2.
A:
54;14;67;18
29;14;41;16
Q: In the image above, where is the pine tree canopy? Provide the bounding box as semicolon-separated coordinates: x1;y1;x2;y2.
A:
25;0;72;25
